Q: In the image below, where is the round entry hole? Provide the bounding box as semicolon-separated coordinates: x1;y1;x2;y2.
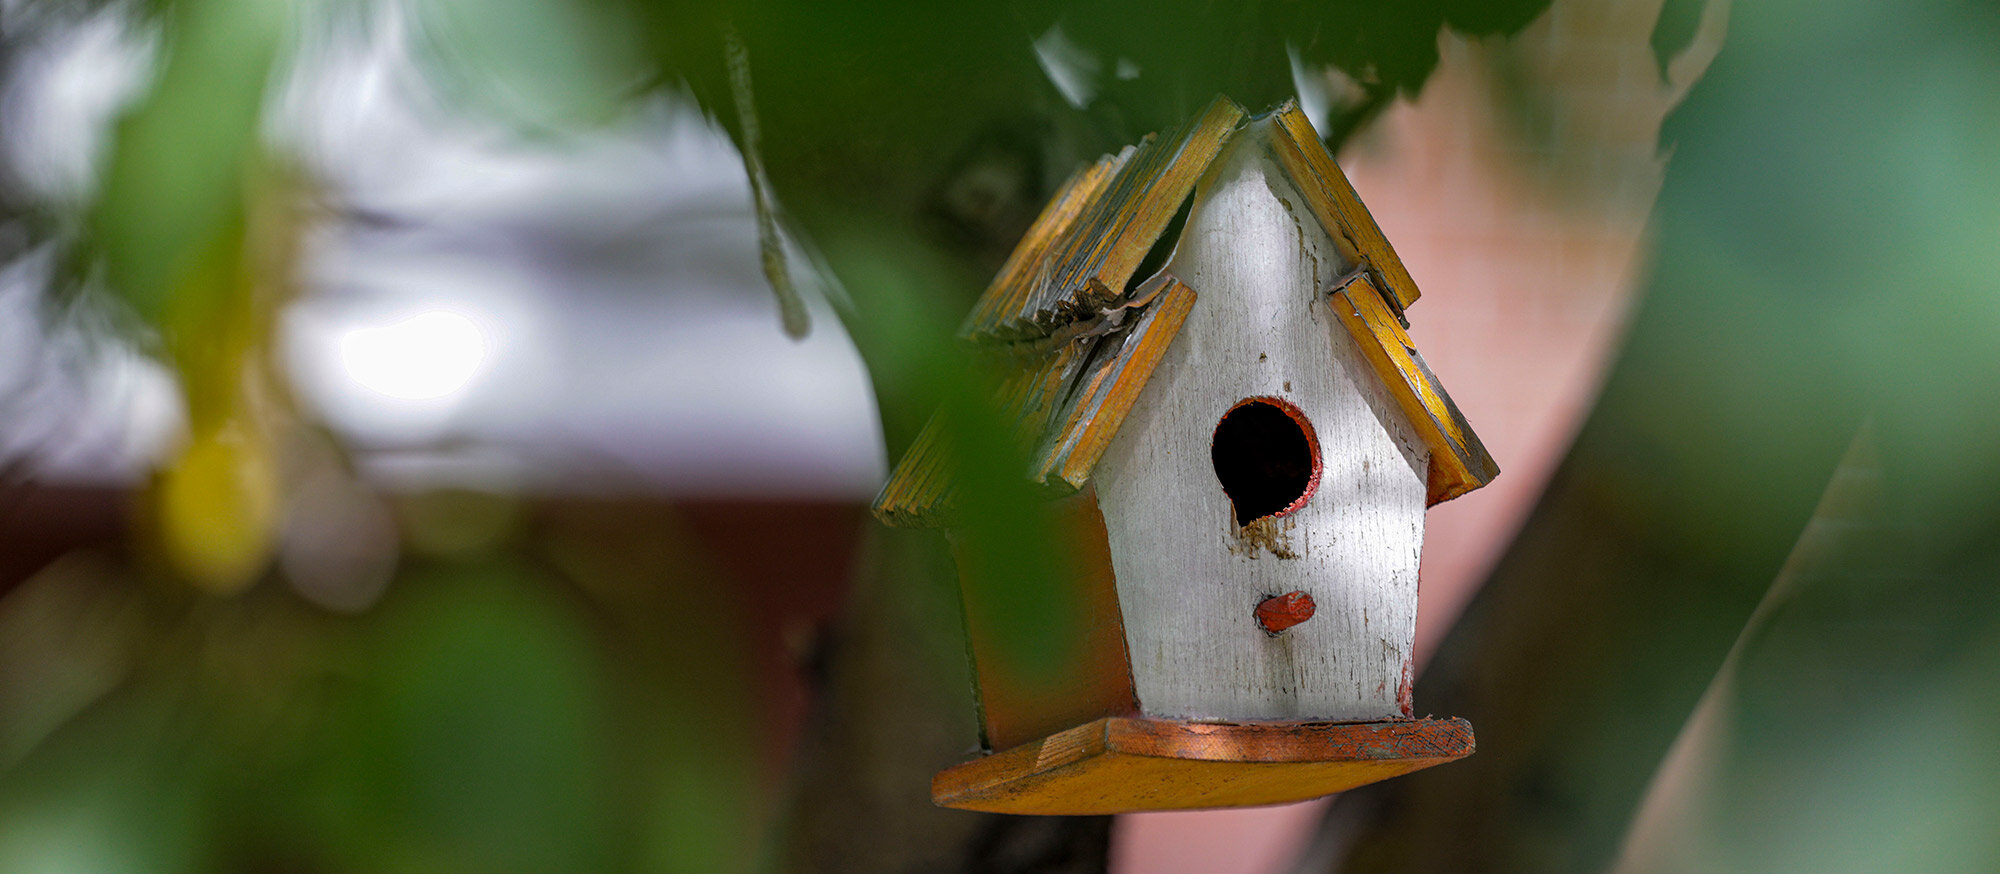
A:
1211;397;1320;526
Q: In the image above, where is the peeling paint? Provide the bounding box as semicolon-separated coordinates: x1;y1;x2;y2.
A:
1269;187;1322;298
1230;513;1299;559
1397;658;1415;717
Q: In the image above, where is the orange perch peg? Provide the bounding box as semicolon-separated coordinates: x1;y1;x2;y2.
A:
1255;591;1315;633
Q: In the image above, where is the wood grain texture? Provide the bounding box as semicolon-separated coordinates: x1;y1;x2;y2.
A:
873;412;955;528
1030;97;1244;334
1092;133;1431;723
958;96;1246;342
1329;272;1499;505
958;152;1129;342
1265;100;1424;313
1039;275;1199;489
933;716;1473;814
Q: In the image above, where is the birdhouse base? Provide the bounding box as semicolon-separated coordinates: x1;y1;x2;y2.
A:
933;715;1473;815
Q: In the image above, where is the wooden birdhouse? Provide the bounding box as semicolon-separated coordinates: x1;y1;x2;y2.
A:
873;97;1499;814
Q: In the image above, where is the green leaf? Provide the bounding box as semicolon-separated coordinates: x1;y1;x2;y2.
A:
89;0;288;327
410;0;646;131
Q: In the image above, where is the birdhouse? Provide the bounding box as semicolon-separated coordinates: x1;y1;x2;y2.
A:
873;97;1498;814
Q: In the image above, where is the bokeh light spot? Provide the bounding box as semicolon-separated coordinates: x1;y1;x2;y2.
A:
338;310;489;401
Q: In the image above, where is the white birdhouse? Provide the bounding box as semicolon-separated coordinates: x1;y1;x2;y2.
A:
874;97;1498;814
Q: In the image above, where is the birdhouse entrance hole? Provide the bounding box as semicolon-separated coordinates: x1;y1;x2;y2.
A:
1211;397;1320;526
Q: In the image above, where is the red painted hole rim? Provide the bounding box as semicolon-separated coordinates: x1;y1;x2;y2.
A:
1211;395;1322;525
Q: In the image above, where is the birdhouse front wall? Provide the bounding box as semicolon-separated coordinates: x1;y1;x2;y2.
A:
1091;133;1431;723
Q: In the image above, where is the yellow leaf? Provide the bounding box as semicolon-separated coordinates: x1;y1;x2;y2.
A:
156;419;278;594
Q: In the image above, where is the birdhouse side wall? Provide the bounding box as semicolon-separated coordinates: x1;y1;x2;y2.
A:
1092;134;1430;722
950;489;1140;752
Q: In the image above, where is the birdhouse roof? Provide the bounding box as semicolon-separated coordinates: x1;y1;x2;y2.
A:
873;97;1496;528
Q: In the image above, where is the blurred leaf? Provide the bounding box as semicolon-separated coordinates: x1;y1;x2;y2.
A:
155;418;279;595
0;552;142;769
300;561;617;873
395;489;523;559
1332;0;2000;871
1618;430;2000;873
800;225;1080;682
88;0;288;326
1649;0;1708;81
411;0;646;131
627;0;1558;324
0;682;213;874
142;165;304;595
537;503;762;873
1441;0;1551;36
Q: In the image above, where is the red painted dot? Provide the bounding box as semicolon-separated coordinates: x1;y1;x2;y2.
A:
1255;591;1316;633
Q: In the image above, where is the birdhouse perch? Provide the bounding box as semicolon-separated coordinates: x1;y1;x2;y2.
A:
874;97;1498;815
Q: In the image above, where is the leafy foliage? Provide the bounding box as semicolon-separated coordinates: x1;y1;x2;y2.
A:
1332;0;2000;870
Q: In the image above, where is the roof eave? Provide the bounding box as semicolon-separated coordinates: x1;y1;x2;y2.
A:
1326;272;1499;505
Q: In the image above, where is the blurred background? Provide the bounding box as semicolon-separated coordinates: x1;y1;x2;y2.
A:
2;0;1998;872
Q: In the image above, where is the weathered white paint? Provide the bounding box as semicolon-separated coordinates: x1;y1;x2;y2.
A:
1092;127;1431;722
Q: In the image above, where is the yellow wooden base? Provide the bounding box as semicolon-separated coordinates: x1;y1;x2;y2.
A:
933;716;1473;815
